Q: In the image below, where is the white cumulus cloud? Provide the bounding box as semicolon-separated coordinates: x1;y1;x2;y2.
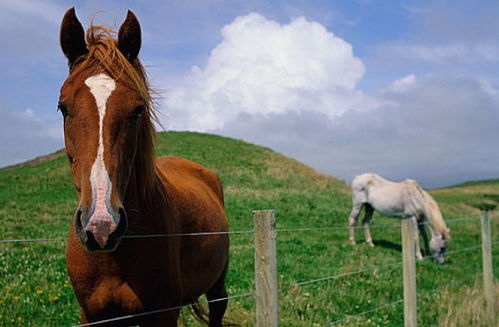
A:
163;13;371;131
157;12;499;188
217;74;499;188
383;74;417;93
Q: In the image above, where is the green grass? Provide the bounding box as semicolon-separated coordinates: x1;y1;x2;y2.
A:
0;131;497;326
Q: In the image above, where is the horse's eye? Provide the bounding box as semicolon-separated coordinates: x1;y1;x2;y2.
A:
58;103;68;117
131;105;145;119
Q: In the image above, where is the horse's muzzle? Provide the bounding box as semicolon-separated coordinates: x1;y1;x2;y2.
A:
434;256;446;265
75;206;128;252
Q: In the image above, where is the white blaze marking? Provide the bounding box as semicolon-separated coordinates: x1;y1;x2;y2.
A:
84;74;117;248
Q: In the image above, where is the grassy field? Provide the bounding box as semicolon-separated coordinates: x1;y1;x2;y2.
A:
0;131;497;326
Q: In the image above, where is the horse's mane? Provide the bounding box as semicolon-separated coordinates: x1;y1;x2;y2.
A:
66;24;161;206
421;189;451;240
403;179;450;239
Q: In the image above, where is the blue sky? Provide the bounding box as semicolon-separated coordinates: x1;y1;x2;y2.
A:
1;0;499;188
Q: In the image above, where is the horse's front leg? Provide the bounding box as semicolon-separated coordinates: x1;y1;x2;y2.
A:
348;203;362;245
363;204;375;247
411;217;424;260
80;310;88;324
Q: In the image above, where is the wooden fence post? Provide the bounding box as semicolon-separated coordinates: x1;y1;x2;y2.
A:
480;211;495;324
253;210;279;327
401;218;417;327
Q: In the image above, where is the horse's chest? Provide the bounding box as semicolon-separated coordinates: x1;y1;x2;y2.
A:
85;277;144;315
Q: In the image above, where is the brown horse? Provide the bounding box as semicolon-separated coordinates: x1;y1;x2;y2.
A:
59;8;229;326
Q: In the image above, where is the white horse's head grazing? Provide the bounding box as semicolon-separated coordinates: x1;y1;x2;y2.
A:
429;233;449;264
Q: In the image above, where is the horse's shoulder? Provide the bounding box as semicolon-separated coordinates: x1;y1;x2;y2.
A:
401;179;427;202
156;156;223;198
403;179;421;189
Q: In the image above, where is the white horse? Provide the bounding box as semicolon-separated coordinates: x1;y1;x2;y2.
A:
348;173;450;264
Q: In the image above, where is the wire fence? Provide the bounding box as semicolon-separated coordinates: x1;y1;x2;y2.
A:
1;214;495;326
291;260;403;287
330;299;405;326
253;211;496;326
71;292;254;327
0;216;482;244
0;229;254;244
329;270;487;326
292;241;495;326
289;241;494;289
60;241;496;327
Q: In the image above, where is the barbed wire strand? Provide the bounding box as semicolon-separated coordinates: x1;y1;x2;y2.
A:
328;271;485;326
326;244;490;326
293;254;437;289
290;241;494;288
276;216;489;234
5;239;495;325
0;215;492;243
71;292;253;327
445;241;499;255
276;224;400;233
123;230;254;239
329;299;404;325
0;237;71;243
291;261;403;287
442;216;481;224
72;246;483;327
419;273;483;298
0;230;254;244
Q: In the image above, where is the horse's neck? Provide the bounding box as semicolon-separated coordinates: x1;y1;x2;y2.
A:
117;166;183;295
124;165;173;235
421;193;448;239
425;220;440;238
423;217;448;244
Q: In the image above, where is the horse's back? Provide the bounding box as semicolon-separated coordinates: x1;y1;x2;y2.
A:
351;173;423;217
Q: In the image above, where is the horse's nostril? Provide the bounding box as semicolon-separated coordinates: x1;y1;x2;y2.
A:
74;209;87;242
85;230;95;243
119;207;126;219
115;207;128;236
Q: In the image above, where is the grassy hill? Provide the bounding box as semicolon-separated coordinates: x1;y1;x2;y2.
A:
0;131;497;326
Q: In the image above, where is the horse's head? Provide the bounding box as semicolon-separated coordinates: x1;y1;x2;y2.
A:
59;8;150;252
430;232;450;264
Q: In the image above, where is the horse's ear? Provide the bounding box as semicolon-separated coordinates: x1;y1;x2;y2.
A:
118;10;141;62
60;7;88;68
